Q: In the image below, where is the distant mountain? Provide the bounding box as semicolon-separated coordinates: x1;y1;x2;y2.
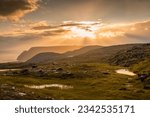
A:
64;45;102;57
26;45;102;63
107;43;150;67
17;46;82;62
26;52;66;63
24;44;150;64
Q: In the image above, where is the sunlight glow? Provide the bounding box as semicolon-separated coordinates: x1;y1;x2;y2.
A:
70;27;96;39
62;21;104;39
99;31;124;38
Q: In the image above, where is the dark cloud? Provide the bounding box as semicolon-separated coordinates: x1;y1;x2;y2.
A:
32;22;82;30
41;29;70;36
38;0;150;23
0;0;39;21
32;25;58;30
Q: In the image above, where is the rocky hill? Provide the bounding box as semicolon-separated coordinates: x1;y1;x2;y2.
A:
108;44;150;67
22;43;150;65
70;44;139;62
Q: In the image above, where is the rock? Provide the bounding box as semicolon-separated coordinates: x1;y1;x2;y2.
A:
56;68;64;72
37;70;45;77
20;69;29;75
138;74;150;82
102;71;109;75
119;87;127;91
142;77;150;89
1;84;9;88
61;72;74;79
18;92;26;96
32;65;38;69
12;86;15;90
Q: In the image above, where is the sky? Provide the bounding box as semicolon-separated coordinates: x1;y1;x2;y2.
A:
0;0;150;62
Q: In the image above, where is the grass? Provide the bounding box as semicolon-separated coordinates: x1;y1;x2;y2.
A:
131;60;150;74
0;63;150;100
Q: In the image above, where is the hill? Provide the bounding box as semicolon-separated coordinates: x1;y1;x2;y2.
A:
25;45;102;63
108;44;150;67
17;46;82;62
26;52;66;63
70;44;139;62
19;44;150;66
25;44;148;64
64;45;102;57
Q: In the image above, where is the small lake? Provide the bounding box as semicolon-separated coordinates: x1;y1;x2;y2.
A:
0;69;21;72
24;84;73;89
116;69;136;76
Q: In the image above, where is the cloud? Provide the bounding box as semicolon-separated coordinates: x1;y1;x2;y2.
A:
0;0;39;21
32;25;57;30
29;20;48;27
41;29;70;37
32;21;82;30
1;19;150;62
1;20;150;46
32;21;102;30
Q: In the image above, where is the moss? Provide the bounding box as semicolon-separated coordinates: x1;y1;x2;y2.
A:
131;60;150;74
1;63;150;100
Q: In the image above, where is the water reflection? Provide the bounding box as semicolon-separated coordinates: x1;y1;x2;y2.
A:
25;84;73;89
116;69;136;76
0;69;21;72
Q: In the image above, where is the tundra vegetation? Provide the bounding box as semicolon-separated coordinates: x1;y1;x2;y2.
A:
0;44;150;99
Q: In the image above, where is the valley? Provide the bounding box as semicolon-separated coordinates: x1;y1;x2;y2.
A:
0;43;150;100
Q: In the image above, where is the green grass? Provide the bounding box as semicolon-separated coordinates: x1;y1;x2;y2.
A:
1;63;150;100
131;60;150;74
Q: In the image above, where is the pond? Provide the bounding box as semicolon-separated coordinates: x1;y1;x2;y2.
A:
116;69;136;76
0;69;21;72
24;84;73;89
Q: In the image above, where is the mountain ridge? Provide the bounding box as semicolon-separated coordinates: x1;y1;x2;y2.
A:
25;43;149;64
26;45;102;63
17;46;83;62
26;52;66;63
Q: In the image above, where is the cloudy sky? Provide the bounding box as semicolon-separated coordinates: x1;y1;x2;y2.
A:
0;0;150;62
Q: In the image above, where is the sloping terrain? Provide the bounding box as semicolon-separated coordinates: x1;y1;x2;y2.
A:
64;45;102;57
1;43;150;99
17;46;82;62
68;44;140;62
25;44;148;63
1;63;150;100
26;52;66;63
108;44;150;67
26;45;102;63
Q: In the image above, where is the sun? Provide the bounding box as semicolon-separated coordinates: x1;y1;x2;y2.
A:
70;27;96;39
63;21;103;39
